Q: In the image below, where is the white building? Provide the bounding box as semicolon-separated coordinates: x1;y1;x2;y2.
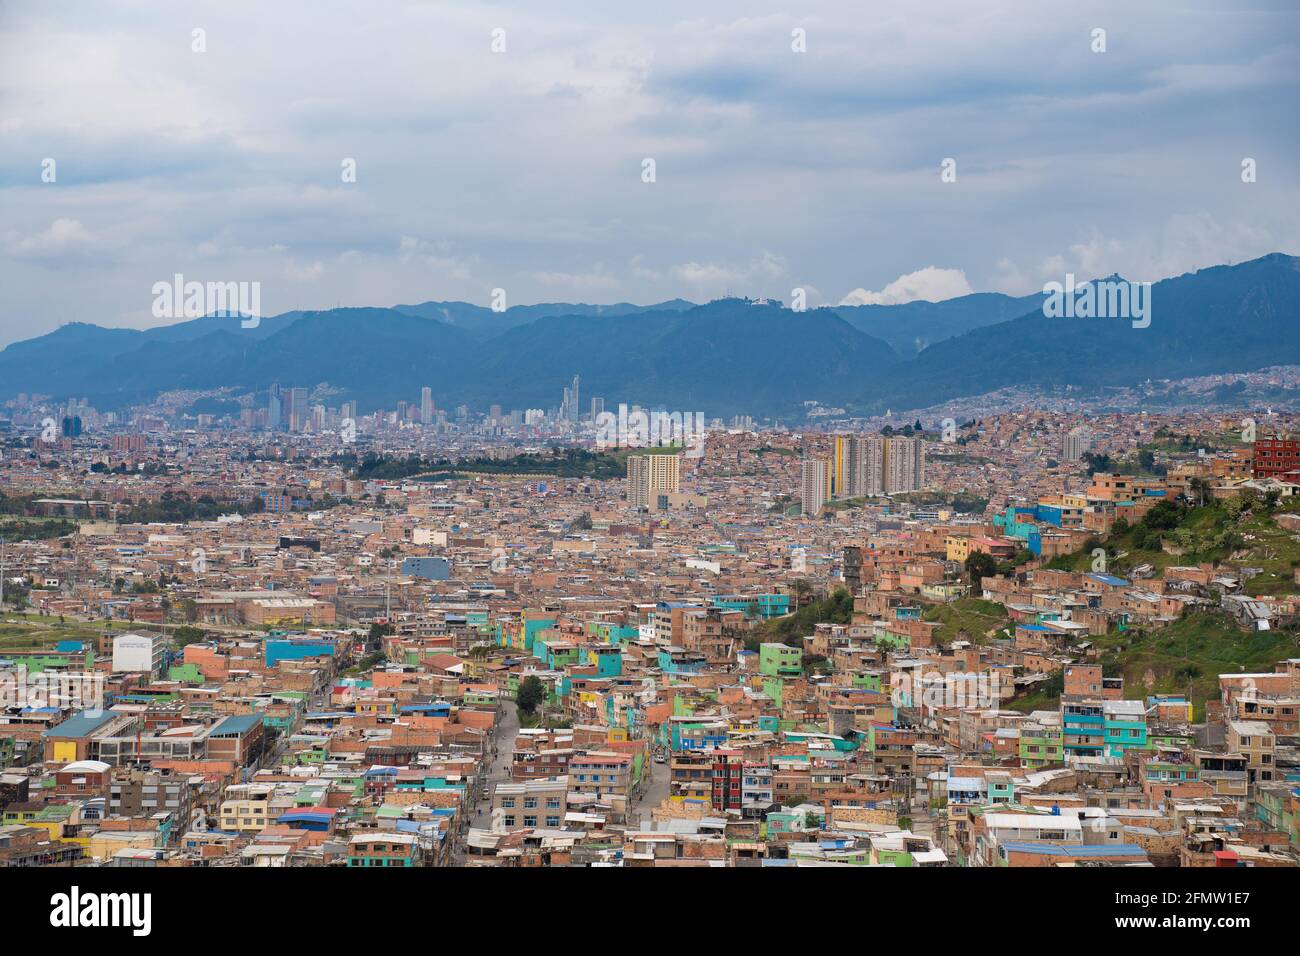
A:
112;633;165;677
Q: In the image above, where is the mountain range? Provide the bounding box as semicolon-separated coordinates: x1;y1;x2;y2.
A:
3;253;1298;419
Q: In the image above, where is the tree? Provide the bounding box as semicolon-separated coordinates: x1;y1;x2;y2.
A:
1188;477;1211;508
516;675;546;715
965;551;998;591
367;620;395;652
790;578;814;612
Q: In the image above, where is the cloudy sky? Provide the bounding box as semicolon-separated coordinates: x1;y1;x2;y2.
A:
1;0;1298;345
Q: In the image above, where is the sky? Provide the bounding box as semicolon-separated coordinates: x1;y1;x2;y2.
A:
1;0;1298;346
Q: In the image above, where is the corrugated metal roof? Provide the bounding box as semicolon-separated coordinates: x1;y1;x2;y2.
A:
211;714;263;735
1000;841;1145;857
41;710;115;738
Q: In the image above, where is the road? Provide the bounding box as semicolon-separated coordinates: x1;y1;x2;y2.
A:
629;754;671;828
466;701;519;832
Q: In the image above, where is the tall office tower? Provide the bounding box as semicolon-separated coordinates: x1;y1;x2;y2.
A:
1064;427;1091;462
570;374;580;422
801;457;828;517
627;453;681;510
397;400;408;423
311;405;326;431
268;383;282;430
341;401;355;422
489;404;502;421
421;387;434;424
883;435;926;494
590;397;604;421
287;388;307;432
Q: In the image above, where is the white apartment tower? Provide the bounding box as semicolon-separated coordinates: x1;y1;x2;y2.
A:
801;457;828;517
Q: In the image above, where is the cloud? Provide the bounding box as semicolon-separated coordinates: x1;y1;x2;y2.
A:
670;252;786;289
285;260;325;282
839;266;974;306
5;218;106;265
0;1;1298;346
528;266;621;292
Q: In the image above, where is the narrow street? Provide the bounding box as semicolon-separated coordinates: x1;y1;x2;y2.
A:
468;701;519;828
630;756;671;828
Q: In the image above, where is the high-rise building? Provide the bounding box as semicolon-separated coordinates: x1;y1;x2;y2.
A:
421;387;434;424
286;388;307;432
1064;428;1091;462
627;453;681;510
268;383;282;430
836;434;924;496
883;435;926;494
801;457;827;517
843;435;884;496
590;397;604;421
831;436;847;498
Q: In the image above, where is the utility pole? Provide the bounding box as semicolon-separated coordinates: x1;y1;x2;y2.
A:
386;557;393;620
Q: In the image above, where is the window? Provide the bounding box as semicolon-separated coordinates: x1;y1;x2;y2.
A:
523;797;538;809
524;815;537;827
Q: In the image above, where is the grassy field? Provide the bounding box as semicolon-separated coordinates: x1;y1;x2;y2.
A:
922;598;1011;645
1094;611;1298;719
1007;611;1299;720
1007;689;1060;714
0;613;151;651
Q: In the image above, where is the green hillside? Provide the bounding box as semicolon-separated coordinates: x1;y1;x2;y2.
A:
922;598;1010;645
1045;494;1300;593
1097;612;1298;720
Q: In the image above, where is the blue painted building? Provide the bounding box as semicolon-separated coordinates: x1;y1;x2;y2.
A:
402;556;450;581
266;638;335;667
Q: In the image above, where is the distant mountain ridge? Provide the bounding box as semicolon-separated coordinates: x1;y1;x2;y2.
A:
2;253;1297;417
